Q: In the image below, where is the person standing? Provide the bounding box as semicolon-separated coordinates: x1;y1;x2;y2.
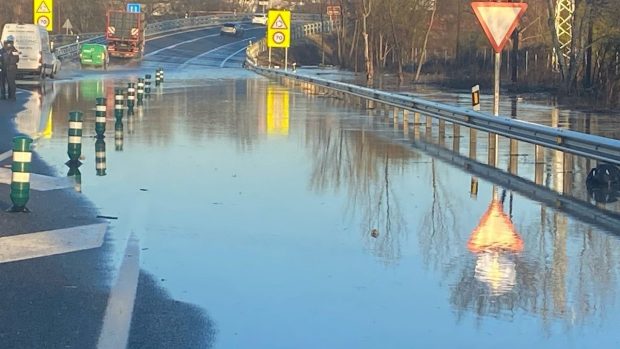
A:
0;43;6;100
2;35;19;101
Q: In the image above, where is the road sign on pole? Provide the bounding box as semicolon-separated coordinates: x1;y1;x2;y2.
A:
34;0;53;31
471;2;528;53
267;10;290;48
471;2;527;119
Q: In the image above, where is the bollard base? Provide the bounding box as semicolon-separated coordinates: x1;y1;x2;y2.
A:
7;206;30;213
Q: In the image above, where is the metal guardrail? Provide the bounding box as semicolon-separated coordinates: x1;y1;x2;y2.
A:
55;13;250;60
250;67;620;165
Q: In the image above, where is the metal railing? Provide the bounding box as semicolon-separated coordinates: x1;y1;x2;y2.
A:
55;13;250;60
250;67;620;165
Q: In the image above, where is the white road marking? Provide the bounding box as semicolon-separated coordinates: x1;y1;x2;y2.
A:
97;234;140;349
0;150;12;162
220;45;250;68
0;223;107;264
145;33;219;57
0;167;73;191
180;37;255;69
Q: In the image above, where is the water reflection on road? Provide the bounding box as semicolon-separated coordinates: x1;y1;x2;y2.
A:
31;72;620;347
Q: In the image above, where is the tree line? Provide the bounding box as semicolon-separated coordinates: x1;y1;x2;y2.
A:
326;0;620;105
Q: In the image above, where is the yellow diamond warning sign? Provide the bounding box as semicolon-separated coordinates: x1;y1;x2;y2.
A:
267;10;290;48
34;0;54;31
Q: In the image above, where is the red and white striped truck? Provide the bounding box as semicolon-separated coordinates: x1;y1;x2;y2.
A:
105;10;146;59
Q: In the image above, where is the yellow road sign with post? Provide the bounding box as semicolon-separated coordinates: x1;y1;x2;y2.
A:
267;10;290;48
34;0;54;31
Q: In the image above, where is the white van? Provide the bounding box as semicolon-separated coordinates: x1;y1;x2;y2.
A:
1;24;60;78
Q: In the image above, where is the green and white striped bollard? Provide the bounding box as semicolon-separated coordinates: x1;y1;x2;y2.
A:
115;120;124;151
144;74;152;97
95;138;106;176
126;83;136;115
159;67;164;82
9;136;33;212
137;78;145;106
155;69;161;86
67;111;83;163
114;88;124;122
95;97;107;138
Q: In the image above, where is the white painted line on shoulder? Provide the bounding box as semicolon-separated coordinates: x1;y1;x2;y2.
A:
0;150;12;162
0;168;73;191
97;234;140;349
0;223;107;264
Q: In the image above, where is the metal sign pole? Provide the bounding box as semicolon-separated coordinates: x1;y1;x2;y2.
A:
493;52;500;116
268;47;272;68
285;48;288;71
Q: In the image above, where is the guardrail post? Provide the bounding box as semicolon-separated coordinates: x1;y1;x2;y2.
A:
403;110;409;136
425;114;432;138
453;123;460;153
438;119;446;142
509;138;518;175
393;107;399;130
534;145;544;185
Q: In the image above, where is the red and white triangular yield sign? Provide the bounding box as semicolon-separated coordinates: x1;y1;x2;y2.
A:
471;2;528;53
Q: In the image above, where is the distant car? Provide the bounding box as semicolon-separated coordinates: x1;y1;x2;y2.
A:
220;23;244;37
251;13;268;25
79;43;109;70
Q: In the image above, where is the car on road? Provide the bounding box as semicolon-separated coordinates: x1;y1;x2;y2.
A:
251;13;268;25
79;43;109;70
220;23;244;37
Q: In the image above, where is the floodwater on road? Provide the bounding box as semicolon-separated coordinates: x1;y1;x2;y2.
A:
19;68;620;348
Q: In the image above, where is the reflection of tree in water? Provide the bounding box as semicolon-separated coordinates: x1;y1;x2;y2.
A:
305;116;417;262
418;159;460;271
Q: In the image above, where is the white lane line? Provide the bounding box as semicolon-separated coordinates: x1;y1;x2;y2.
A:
219;45;249;68
97;234;140;349
0;167;73;191
0;223;107;264
145;33;219;57
180;37;255;69
0;150;12;162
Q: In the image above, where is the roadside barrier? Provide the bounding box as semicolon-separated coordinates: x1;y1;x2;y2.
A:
95;139;107;176
127;83;136;115
9;136;33;212
95;97;107;138
67;111;83;163
114;88;124;121
137;78;145;106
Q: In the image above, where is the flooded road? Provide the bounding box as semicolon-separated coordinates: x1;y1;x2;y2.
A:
17;68;620;348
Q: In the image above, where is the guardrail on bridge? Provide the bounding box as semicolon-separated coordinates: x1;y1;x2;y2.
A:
249;66;620;166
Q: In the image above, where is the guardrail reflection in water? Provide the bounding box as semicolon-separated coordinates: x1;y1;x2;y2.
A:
247;67;620;219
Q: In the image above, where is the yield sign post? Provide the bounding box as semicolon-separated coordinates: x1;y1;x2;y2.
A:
471;2;527;117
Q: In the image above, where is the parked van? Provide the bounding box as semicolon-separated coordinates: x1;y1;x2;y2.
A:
0;24;60;78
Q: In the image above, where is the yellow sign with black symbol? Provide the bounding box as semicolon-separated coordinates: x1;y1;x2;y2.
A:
267;10;290;48
34;0;54;31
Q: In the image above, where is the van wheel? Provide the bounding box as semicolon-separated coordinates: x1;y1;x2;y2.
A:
50;67;56;79
103;60;108;70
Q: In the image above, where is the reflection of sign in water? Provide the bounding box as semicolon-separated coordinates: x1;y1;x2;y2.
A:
468;194;523;295
266;86;289;135
474;252;516;296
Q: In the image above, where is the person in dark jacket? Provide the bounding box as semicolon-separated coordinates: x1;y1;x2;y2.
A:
2;35;19;101
0;44;6;99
